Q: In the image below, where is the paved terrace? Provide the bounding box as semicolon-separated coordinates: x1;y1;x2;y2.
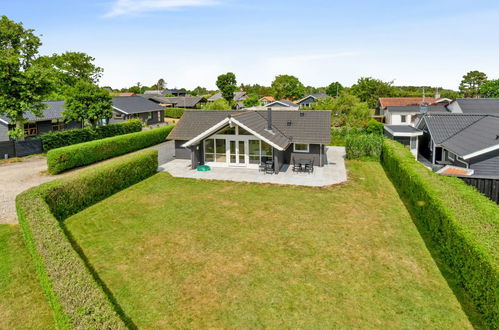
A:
159;146;347;187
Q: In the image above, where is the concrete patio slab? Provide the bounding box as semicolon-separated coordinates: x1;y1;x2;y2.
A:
159;146;347;187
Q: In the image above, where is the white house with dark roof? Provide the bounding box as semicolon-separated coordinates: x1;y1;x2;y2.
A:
167;109;331;174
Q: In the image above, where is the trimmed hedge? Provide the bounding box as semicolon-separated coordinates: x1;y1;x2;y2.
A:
16;148;158;329
381;139;498;327
40;119;143;151
47;124;174;174
345;134;383;160
164;107;185;119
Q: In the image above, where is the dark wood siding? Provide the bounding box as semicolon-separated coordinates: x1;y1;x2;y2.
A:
461;177;499;204
469;149;499;177
284;143;325;166
174;140;191;159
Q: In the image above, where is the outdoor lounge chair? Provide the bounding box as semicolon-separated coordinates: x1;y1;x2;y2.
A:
292;158;301;173
305;159;314;173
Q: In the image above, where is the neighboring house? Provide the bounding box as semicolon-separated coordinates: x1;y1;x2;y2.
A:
0;101;82;142
207;91;247;103
385;105;448;126
167;109;331;174
116;92;137;97
143;89;187;97
379;97;437;116
259;96;275;105
417;113;499;177
296;93;328;108
144;95;207;109
446;98;499;114
110;96;165;125
384;125;423;157
263;100;300;110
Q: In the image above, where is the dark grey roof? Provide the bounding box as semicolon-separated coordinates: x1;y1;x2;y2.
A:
453;98;499;114
168;110;331;147
207;92;247;102
384;125;422;133
143;95;206;108
420;113;499;157
0;100;66;124
386;105;448;113
266;100;298;108
112;96;163;114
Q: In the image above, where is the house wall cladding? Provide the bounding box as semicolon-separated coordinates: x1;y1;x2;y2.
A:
0;141;15;158
461;177;499;204
174;140;191;159
0;139;42;158
0;124;9;142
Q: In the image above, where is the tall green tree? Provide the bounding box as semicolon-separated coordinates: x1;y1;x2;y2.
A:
0;16;53;140
311;93;371;127
203;98;231;110
478;79;499;98
63;80;112;128
325;82;344;97
271;75;305;100
350;77;395;109
216;72;237;102
242;94;260;107
459;70;487;97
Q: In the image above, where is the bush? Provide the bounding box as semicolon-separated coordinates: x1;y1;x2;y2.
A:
47;124;174;174
330;127;363;146
362;119;384;135
16;149;158;329
345;134;383;160
40;119;143;151
164;108;185;118
381;139;498;327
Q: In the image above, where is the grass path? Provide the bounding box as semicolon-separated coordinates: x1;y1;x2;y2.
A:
66;161;472;328
0;225;54;329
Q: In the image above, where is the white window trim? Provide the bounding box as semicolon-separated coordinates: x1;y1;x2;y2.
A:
293;143;309;153
448;151;456;161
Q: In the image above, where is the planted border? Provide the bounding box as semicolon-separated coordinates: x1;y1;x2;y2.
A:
381;139;498;327
16;148;158;329
47;124;174;174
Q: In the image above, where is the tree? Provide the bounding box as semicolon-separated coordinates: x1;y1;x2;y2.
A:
243;94;260;107
325;82;344;97
271;75;305;100
350;77;395;109
459;70;487;97
311;93;371;127
63;80;112;128
478;79;499;98
203;98;231;110
216;72;237;102
157;78;165;90
0;16;53;140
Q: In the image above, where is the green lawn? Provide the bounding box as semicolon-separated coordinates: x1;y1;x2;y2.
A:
65;161;472;328
0;225;54;329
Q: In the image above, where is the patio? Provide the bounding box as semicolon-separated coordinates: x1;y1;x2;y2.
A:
159;146;347;187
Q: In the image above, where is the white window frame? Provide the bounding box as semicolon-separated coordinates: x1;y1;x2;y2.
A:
293;143;309;153
448;151;456;161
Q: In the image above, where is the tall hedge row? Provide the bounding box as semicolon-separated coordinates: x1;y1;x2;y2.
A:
164;107;185;118
16;148;158;329
345;134;383;160
40;119;143;151
47;124;174;174
381;139;498;327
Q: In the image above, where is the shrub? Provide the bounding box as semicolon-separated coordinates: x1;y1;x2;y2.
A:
40;119;143;151
330;127;363;146
381;139;498;327
16;149;158;329
362;119;384;135
345;134;383;160
47;124;174;174
165;107;185;118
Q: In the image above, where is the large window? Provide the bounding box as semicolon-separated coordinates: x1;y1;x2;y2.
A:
24;123;37;136
249;140;272;164
293;143;309;153
204;139;226;163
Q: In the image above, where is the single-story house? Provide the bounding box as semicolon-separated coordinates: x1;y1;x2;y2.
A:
263;100;299;110
385;105;448;126
143;95;207;109
378;97;449;116
259;96;275;105
143;89;187;97
446;98;499;114
207;91;247;103
167;109;331;174
296;93;328;108
384;125;423;157
110;96;165;125
0;101;82;142
417;113;499;177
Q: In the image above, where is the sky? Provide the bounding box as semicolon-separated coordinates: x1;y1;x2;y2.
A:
2;0;499;90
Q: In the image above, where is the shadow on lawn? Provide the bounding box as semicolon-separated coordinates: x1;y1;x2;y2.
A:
385;177;486;329
61;224;138;330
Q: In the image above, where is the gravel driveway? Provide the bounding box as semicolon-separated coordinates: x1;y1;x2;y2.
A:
0;141;174;224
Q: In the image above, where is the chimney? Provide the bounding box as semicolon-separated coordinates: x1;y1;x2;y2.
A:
267;107;272;131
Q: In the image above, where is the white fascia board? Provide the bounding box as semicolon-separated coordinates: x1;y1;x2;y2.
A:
230;118;285;151
112;106;129;115
0;118;9;125
181;117;230;148
384;126;423;137
462;143;499;160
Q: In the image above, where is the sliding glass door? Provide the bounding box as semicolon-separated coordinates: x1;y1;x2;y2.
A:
229;140;247;166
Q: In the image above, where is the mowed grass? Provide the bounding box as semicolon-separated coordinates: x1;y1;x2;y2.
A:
65;161;472;328
0;225;54;329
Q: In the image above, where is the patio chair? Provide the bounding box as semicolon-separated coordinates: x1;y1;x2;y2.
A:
305;159;314;174
259;161;266;172
292;158;301;173
265;161;274;174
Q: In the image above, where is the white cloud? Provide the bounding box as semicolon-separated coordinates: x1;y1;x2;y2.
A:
104;0;220;17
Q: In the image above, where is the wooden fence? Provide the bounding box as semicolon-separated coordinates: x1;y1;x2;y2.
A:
461;176;499;204
0;139;43;159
